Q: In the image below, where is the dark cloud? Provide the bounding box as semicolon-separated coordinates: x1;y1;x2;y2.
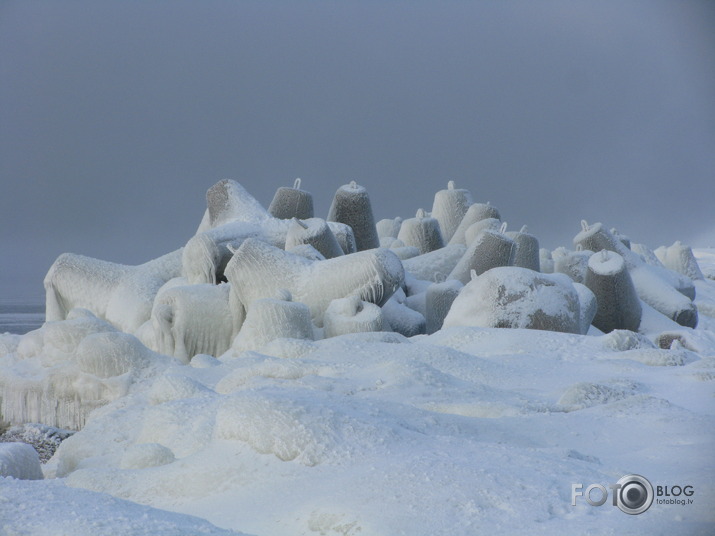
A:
2;0;714;298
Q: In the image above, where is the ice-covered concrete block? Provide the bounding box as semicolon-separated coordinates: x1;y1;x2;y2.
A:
268;178;314;220
327;181;379;251
444;267;581;334
431;181;473;243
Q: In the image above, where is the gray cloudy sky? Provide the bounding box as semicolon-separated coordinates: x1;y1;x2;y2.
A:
2;0;714;300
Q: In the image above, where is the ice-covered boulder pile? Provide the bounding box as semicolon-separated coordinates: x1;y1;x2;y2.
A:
2;179;711;433
2;178;715;535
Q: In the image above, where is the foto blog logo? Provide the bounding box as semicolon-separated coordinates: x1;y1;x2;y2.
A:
571;474;695;515
572;474;654;515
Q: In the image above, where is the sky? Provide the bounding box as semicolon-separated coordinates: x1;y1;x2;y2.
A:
1;0;714;300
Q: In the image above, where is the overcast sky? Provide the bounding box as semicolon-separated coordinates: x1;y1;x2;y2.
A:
1;0;714;300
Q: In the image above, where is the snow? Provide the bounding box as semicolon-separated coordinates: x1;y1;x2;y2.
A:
1;180;714;535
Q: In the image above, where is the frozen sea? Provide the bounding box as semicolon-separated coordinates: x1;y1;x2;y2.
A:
0;298;44;335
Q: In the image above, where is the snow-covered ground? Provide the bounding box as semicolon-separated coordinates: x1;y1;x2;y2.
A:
1;183;714;535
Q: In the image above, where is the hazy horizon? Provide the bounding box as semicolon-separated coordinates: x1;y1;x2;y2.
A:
2;1;714;299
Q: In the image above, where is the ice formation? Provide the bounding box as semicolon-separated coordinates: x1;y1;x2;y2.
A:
448;226;516;284
396;208;445;254
268;178;315;220
443;267;582;333
574;221;697;327
425;279;463;334
231;291;314;355
323;295;384;338
3;178;715;536
448;202;502;245
224;238;404;327
583;250;642;333
375;216;403;240
655;241;705;281
430;180;473;243
506;225;540;271
284;217;344;259
44;249;182;333
327;181;380;251
149;282;234;363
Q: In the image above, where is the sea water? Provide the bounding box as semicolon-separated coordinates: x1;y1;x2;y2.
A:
0;298;45;334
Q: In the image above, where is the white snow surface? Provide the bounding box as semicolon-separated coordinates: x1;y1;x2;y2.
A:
2;182;714;535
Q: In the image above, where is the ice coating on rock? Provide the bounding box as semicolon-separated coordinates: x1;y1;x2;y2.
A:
182;221;263;285
506;227;540;272
584;251;642;333
287;244;326;261
327;181;379;251
574;221;696;326
629;265;697;327
74;331;154;379
655;241;705;281
425;279;463;334
444;267;581;334
448;229;516;284
326;221;358;255
449;203;502;245
0;442;43;480
464;218;502;246
285;218;344;259
268;178;315;220
224;239;403;327
610;228;631;249
44;249;183;334
553;248;593;284
150;283;233;363
631;242;667;268
431;181;473;243
401;244;467;283
323;295;384;338
231;294;314;355
397;209;445;255
572;282;597;335
376;217;403;240
206;179;271;228
1;310;171;430
382;297;426;337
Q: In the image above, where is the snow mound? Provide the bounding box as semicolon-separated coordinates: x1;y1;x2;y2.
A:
557;381;641;411
0;478;246;535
